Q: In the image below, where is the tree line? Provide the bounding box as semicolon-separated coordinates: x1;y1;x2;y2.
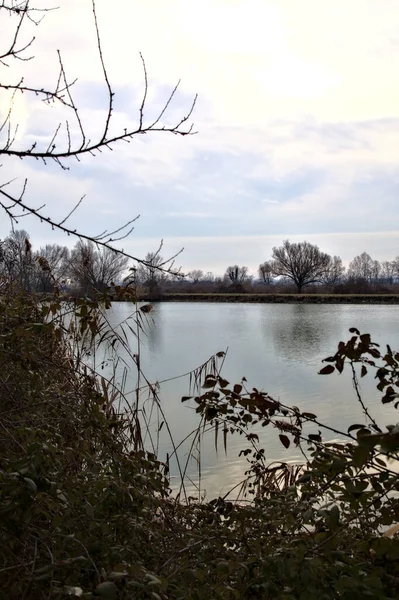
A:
0;229;168;296
190;240;399;294
1;231;398;295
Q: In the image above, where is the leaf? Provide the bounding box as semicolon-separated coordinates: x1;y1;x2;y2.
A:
23;477;37;493
360;333;371;344
108;572;129;581
296;473;311;484
96;582;118;599
349;327;360;335
233;384;242;395
319;365;335;375
352;444;370;467
279;434;290;449
309;434;322;443
181;396;192;402
348;424;368;434
202;379;217;389
361;365;367;378
223;425;228;455
216;351;225;358
302;412;317;420
327;505;340;530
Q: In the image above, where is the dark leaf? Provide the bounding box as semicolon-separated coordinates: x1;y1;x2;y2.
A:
352;445;370;467
361;365;367;378
319;365;335;375
349;327;360;334
360;333;371;345
279;434;290;449
348;424;368;434
233;384;242;395
302;412;317;420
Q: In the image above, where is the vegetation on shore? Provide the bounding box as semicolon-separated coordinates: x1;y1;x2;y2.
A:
144;293;399;304
2;285;399;599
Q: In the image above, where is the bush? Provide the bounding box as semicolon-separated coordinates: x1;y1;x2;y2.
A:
1;289;399;598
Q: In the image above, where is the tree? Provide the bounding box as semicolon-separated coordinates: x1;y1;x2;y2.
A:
69;241;129;294
271;240;331;293
380;260;396;285
0;230;35;292
258;261;273;285
187;270;204;283
319;255;345;287
348;252;380;283
34;244;70;293
225;265;249;284
137;251;166;296
0;1;196;278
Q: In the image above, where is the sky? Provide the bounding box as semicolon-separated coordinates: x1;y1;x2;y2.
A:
1;0;399;276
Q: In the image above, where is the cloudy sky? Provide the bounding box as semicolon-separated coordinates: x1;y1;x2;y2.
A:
1;0;399;275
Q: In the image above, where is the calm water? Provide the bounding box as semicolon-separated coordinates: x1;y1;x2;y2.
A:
95;302;399;499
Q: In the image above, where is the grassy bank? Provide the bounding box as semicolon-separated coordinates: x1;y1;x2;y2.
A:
1;290;399;599
150;293;399;304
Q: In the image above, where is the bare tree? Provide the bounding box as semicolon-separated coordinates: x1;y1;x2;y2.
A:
225;265;249;284
271;240;331;293
0;1;196;278
319;255;345;288
258;261;273;285
34;243;70;292
187;269;204;283
0;229;35;291
204;271;215;282
137;251;166;296
348;252;381;284
68;240;129;294
380;260;396;285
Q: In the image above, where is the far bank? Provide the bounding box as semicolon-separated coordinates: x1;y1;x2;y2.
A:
139;293;399;304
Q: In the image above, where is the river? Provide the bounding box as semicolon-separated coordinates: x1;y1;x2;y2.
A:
93;302;399;499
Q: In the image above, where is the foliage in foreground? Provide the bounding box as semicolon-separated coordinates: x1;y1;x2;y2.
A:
1;289;399;599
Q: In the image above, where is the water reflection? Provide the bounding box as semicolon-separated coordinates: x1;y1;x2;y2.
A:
100;302;399;499
267;304;325;363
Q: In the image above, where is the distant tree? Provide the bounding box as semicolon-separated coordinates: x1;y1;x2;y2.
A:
225;265;249;284
204;271;215;282
137;252;166;295
69;241;129;294
187;269;204;283
348;252;380;283
381;260;396;285
319;255;345;287
0;230;35;291
271;240;331;293
34;244;70;292
258;261;274;284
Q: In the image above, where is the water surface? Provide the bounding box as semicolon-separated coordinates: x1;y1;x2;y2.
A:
97;302;399;498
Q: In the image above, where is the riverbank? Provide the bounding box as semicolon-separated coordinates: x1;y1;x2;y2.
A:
144;293;399;304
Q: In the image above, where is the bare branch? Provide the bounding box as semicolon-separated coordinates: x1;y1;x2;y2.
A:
0;186;184;277
91;0;113;143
